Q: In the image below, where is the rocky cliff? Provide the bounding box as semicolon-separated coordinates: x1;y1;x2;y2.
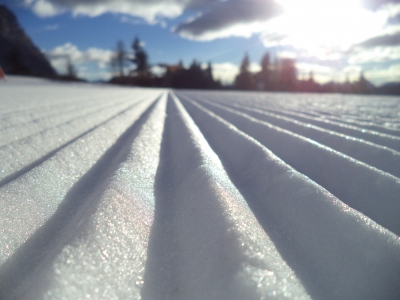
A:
0;5;57;77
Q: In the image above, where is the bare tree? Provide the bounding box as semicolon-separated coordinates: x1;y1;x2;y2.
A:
111;40;127;77
66;56;76;78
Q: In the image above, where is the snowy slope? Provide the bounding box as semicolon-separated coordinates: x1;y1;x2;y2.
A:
1;76;400;300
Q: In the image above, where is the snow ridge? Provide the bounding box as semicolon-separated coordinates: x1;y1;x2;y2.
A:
0;77;400;299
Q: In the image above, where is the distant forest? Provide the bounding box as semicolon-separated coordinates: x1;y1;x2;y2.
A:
108;37;221;90
104;37;399;95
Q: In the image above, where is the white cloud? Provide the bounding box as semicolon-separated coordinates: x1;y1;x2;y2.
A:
24;0;400;87
296;62;333;74
262;0;387;52
29;0;59;17
365;63;400;84
120;15;167;27
24;0;396;49
25;0;399;50
78;68;113;81
44;43;114;80
85;47;114;68
277;51;297;59
25;0;283;41
211;62;239;84
295;62;364;83
362;0;399;11
249;62;261;73
343;64;363;76
174;0;282;40
348;45;400;64
377;1;400;16
151;65;165;76
176;21;271;41
209;62;260;84
46;43;113;65
295;62;334;83
25;0;186;22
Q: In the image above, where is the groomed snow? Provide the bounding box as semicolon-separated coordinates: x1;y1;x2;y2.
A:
1;76;400;299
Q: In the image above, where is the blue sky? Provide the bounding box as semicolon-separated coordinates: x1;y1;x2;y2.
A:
3;0;400;85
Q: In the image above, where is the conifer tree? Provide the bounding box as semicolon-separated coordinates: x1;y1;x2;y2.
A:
234;53;254;90
132;37;149;77
111;40;127;77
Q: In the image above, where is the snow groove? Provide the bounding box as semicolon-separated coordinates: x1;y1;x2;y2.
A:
248;102;400;151
1;77;400;299
0;95;138;147
180;96;400;300
182;97;400;236
192;95;400;178
0;94;160;266
0;95;153;183
1;95;167;300
142;95;309;300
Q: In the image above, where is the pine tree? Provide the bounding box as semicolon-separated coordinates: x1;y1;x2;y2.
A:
258;52;270;90
261;53;270;74
234;53;254;90
111;40;127;77
240;53;250;74
205;61;213;79
132;37;149;77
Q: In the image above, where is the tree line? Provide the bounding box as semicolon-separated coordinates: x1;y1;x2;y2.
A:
234;53;373;94
108;36;373;94
109;37;221;89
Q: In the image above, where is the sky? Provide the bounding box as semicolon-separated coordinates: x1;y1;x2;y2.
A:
3;0;400;85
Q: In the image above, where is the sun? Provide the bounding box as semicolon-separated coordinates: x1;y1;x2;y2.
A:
267;0;386;55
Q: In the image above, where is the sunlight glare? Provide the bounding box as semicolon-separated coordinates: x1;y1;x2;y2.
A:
270;0;386;54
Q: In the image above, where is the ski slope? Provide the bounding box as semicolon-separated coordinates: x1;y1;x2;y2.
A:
1;76;400;300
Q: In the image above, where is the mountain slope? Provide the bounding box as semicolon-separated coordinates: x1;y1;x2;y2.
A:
0;5;56;77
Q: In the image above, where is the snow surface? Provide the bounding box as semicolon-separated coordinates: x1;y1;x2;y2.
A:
1;76;400;299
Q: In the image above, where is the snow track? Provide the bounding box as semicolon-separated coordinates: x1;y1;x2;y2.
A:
1;77;400;299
